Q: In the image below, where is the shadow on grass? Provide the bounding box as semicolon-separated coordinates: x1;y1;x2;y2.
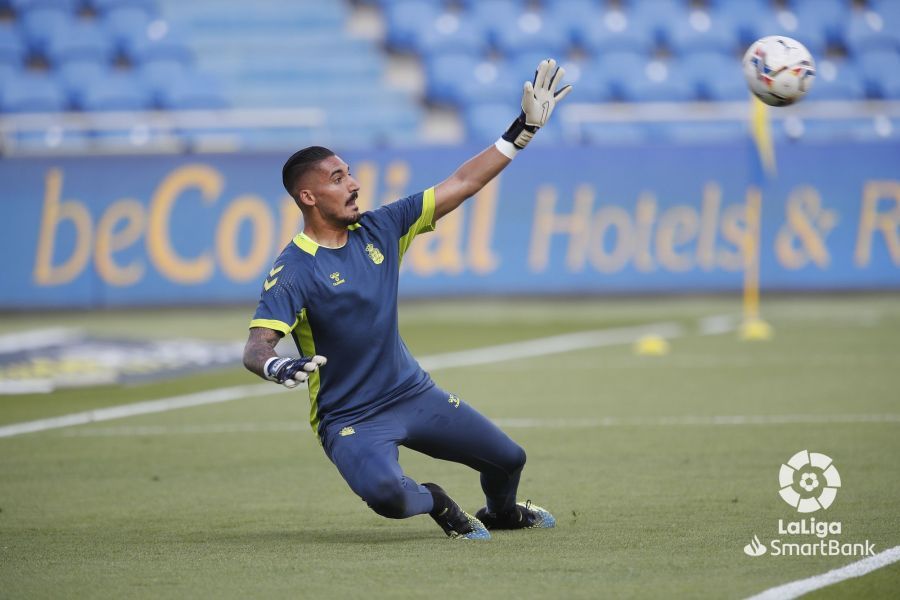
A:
207;527;440;545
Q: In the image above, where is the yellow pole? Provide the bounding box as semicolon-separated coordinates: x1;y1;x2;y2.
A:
740;186;772;340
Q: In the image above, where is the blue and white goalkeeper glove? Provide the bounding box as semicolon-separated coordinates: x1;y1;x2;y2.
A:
264;355;327;388
499;58;572;153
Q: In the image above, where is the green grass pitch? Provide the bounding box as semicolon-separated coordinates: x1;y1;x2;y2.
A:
1;295;899;598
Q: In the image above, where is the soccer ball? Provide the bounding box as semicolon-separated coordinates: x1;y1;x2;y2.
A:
742;36;816;106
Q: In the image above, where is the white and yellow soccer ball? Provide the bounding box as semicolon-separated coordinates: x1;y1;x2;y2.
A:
742;36;816;106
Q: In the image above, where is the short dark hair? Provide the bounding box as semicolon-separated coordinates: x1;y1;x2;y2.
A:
281;146;335;199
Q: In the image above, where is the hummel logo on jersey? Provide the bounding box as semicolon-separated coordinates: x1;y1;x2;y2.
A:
330;272;346;286
339;426;355;437
448;393;460;408
263;265;283;291
365;243;384;265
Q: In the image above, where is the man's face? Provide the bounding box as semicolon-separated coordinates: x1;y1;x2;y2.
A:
300;155;361;226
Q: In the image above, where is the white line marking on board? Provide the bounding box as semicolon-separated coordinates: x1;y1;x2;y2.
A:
744;545;900;600
58;414;900;437
1;318;726;439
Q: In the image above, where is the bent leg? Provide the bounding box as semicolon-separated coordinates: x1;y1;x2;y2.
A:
324;420;433;519
401;388;527;514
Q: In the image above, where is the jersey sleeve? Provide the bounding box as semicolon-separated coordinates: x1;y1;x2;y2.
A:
367;186;436;259
249;263;305;335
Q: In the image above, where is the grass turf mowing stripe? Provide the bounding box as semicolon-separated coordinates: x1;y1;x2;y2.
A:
745;545;900;600
0;319;717;439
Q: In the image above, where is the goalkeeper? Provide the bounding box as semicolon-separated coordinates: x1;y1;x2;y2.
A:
243;59;571;540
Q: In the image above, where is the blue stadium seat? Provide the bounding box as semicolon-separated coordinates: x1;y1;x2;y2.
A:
810;60;867;100
577;6;656;56
843;11;900;55
590;51;650;101
627;0;689;47
790;0;850;47
494;12;571;59
665;10;738;56
425;53;478;105
56;59;107;105
87;0;158;15
464;102;517;144
743;13;828;58
0;63;16;88
20;8;71;56
466;0;521;47
384;0;441;52
0;74;67;112
9;0;79;13
543;0;601;43
709;0;771;47
618;60;698;103
137;58;186;101
0;25;25;67
413;12;488;58
103;7;153;53
78;73;152;111
158;75;227;110
857;50;900;98
123;23;193;65
679;52;745;101
45;22;115;67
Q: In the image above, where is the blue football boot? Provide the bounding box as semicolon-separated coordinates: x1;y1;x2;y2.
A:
475;500;556;530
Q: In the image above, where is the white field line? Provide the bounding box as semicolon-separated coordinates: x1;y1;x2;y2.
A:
59;413;900;437
0;320;696;440
745;545;900;600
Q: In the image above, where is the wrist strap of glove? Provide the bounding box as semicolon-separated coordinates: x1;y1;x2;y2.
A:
264;356;288;382
501;112;539;151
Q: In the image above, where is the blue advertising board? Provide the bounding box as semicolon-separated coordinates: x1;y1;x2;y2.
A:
1;141;898;308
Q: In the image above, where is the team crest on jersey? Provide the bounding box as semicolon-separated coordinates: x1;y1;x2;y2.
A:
365;243;384;265
330;272;345;286
448;393;460;408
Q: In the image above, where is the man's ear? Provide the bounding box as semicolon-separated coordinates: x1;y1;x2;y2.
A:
298;189;315;207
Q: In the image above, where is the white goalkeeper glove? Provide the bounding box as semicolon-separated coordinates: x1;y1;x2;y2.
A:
264;355;327;388
498;58;572;154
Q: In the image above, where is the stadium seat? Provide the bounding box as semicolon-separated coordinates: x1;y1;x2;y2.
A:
577;7;656;56
56;59;107;105
103;6;153;52
0;25;25;67
591;51;652;101
790;0;850;47
466;0;521;47
743;12;828;58
679;52;745;101
810;60;867;101
123;22;193;65
709;0;771;47
857;50;900;99
618;60;698;103
78;73;152;111
413;12;489;59
9;0;79;13
494;12;571;59
45;22;115;67
20;8;71;56
137;58;186;100
87;0;158;15
0;62;16;88
843;11;900;55
627;0;691;48
383;0;441;52
664;9;739;56
0;73;67;112
157;74;227;110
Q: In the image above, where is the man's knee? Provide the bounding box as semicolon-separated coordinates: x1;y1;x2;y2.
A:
507;444;526;475
363;477;408;519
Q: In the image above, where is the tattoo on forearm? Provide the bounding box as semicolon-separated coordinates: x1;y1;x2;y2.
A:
243;328;282;378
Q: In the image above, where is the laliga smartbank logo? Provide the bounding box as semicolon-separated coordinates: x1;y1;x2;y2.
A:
742;450;875;558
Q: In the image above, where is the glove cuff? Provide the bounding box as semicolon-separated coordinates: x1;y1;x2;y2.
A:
501;113;539;150
264;356;287;382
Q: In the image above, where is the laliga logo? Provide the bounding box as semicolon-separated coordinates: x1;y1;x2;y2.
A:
779;450;841;513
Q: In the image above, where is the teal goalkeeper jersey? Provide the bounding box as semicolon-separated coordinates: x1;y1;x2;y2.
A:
250;188;437;435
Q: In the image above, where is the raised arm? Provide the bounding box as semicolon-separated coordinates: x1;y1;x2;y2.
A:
433;58;572;222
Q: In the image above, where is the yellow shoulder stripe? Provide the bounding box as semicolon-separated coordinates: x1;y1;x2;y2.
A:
398;186;436;261
293;232;319;256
